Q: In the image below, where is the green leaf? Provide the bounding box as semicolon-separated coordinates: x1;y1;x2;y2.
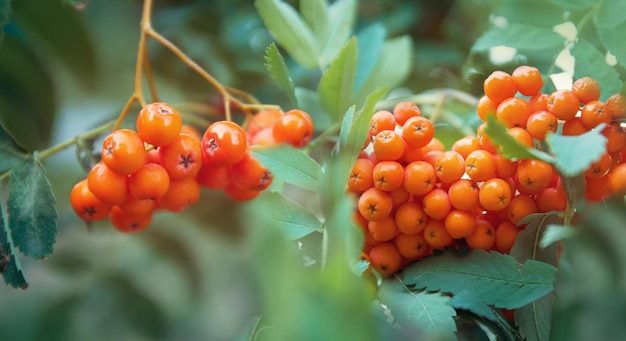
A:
300;0;329;53
295;87;332;130
255;0;318;68
318;37;357;120
572;39;622;100
247;191;322;240
403;249;557;309
540;224;579;248
471;23;564;52
515;294;553;341
484;115;553;162
596;0;626;70
252;144;323;191
0;35;57;150
510;213;560;265
7;155;57;259
0;201;28;289
0;0;10;38
449;289;499;322
339;105;356;149
0;122;27;172
264;43;298;106
319;0;356;68
378;277;457;340
558;173;587;211
354;23;386;94
545;127;607;177
495;1;570;28
353;36;412;108
12;0;96;87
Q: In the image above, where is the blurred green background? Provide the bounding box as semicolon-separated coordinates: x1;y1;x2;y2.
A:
0;0;516;340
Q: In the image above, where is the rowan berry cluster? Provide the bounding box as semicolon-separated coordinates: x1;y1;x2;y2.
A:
70;102;314;233
352;66;626;276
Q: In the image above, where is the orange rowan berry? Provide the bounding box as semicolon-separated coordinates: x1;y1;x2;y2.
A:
512;65;543;96
495;220;519;253
179;124;202;141
584;152;612;179
394;232;428;259
536;187;567;213
373;130;405;161
606;93;626;119
507;127;534;148
585;175;610;202
369;110;397;137
507;194;538;225
101;129;147;176
547;89;580;121
529;93;549;112
224;182;261;201
477;95;497;121
368;242;403;276
347;158;375;193
87;162;129;206
420;137;445;154
561;117;589;136
157;177;201;212
484;70;517;103
423;219;454;249
403;161;436;196
202;121;248;166
394;201;428;235
516;159;553;195
368;216;398;242
465;219;496;250
444;209;477;239
128;163;170;200
109;206;152;233
402;116;434;148
434;151;465;184
272;109;314;147
479;178;512;211
494;153;517;179
373;161;404;192
526;111;558;140
602;122;626;153
118;195;155;218
159;134;203;180
230;153;273;191
358;187;393;222
496;97;532;128
422;188;451;220
448;179;479;211
196;160;231;190
608;163;626;195
247;108;281;138
572;76;601;104
451;136;481;159
580;100;610;129
70;179;111;221
137;102;182;147
465;149;496;182
393;101;422;126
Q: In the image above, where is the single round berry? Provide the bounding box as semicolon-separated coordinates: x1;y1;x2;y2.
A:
137;102;183;147
101;129;147;175
202;121;248;167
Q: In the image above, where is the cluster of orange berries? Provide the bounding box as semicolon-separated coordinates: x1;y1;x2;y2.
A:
352;65;626;276
70;102;314;233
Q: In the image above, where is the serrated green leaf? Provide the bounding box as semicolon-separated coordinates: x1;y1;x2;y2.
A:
0;122;27;172
378;278;457;340
7;155;57;259
449;289;499;322
596;0;626;70
354;23;386;94
572;39;622;101
252;144;323;191
484;115;554;162
248;191;322;240
300;0;329;53
255;0;318;68
0;201;28;289
545;127;607;177
403;249;556;309
515;294;553;341
264;43;297;106
318;37;357;120
12;0;96;87
510;213;560;265
353;36;412;108
319;0;356;68
540;224;579;248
